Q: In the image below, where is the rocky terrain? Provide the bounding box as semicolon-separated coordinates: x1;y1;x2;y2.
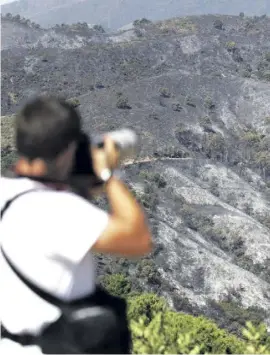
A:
1;12;270;334
1;0;270;30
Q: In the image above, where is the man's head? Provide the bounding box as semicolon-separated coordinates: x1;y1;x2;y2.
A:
15;96;82;180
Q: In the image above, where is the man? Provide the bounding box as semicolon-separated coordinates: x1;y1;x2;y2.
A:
0;96;152;353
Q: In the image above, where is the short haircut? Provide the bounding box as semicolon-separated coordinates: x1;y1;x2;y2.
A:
16;96;82;160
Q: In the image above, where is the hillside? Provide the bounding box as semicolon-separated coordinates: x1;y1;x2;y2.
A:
1;0;270;30
1;13;270;335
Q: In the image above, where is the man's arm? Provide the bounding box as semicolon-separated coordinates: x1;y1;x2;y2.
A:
92;176;152;257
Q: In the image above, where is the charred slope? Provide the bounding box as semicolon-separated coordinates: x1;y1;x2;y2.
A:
1;14;270;332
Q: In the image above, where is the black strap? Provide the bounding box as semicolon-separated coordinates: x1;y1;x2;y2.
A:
1;246;71;307
1;188;42;219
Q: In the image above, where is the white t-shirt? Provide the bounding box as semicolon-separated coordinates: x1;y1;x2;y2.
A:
0;177;109;352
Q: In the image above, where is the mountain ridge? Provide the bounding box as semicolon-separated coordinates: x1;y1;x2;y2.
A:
2;0;270;30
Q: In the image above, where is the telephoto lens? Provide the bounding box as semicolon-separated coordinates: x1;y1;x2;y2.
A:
92;128;139;163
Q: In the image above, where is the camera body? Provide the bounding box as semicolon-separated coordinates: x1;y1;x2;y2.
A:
71;128;138;187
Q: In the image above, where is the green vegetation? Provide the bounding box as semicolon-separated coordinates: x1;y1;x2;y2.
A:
7;92;18;105
66;97;80;108
99;273;131;297
100;274;270;354
226;41;237;51
156;17;196;34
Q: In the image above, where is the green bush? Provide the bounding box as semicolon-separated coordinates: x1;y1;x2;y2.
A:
127;293;168;323
136;259;161;284
226;41;237;51
99;275;270;354
66;97;80;108
99;273;131;297
131;310;246;354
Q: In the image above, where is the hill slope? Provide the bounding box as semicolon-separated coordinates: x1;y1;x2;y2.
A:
1;13;270;333
1;0;270;30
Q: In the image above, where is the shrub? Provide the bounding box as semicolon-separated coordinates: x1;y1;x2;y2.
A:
131;310;246;354
127;293;168;323
204;96;215;110
226;41;237;52
66;97;80;108
116;95;132;109
216;301;267;331
203;132;226;160
243;321;270;354
136;259;161;285
262;70;270;81
159;87;171;98
172;103;182;112
241;69;252;78
180;204;214;231
133;18;152;27
99;273;131;298
213;19;224;30
93;24;105;33
139;171;167;188
185;95;196;107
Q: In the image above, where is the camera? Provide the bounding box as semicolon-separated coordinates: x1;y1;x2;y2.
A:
70;128;139;188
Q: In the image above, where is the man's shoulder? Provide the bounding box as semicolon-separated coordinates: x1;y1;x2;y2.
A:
0;177;95;211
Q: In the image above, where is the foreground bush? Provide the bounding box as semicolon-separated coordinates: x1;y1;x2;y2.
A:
130;310;245;354
131;313;270;354
100;274;270;354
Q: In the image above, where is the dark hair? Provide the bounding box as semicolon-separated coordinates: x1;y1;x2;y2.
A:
16;96;82;160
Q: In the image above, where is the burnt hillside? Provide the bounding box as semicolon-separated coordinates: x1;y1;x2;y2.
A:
1;13;270;333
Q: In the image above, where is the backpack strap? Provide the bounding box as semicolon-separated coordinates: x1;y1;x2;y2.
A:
1;246;67;307
1;188;42;219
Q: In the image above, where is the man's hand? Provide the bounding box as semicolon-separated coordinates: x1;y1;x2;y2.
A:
91;136;120;179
